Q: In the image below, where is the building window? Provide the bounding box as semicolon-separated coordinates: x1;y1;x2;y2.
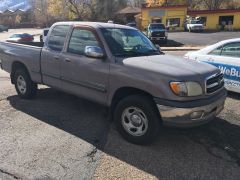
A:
166;18;180;27
199;17;207;26
219;16;234;25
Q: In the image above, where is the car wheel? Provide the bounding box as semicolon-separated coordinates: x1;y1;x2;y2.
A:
114;95;161;145
14;68;37;99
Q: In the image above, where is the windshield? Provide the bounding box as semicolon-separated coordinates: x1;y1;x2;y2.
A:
10;34;21;38
190;20;202;24
149;24;165;29
101;28;159;57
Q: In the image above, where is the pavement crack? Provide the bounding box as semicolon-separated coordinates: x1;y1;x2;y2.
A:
86;147;98;162
0;168;21;179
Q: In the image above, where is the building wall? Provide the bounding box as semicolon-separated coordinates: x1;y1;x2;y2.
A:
194;13;240;30
141;7;188;30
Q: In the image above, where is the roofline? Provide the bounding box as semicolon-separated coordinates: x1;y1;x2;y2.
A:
188;9;240;15
52;21;135;30
142;5;188;10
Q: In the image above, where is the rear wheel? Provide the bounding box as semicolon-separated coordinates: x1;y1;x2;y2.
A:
114;95;161;145
14;68;37;99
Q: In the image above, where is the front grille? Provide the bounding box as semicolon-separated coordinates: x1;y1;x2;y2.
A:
206;73;224;94
193;26;203;29
152;31;165;37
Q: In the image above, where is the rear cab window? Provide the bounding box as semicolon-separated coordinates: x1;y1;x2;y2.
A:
48;25;70;52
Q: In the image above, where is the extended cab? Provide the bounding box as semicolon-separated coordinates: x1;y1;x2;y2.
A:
0;22;226;144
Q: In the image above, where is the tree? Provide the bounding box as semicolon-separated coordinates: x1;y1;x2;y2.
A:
224;0;240;9
201;0;227;10
145;0;165;7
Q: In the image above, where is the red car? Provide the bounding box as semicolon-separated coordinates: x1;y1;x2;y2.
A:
6;33;34;42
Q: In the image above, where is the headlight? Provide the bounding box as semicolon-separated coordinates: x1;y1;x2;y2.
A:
170;81;203;97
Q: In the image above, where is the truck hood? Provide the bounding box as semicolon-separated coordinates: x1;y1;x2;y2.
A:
122;54;219;79
188;24;204;28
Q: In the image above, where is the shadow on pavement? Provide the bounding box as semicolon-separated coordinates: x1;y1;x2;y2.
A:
157;39;184;47
228;91;240;100
7;87;240;179
7;88;111;149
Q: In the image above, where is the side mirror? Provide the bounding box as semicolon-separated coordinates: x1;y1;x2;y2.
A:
85;46;104;58
155;44;164;54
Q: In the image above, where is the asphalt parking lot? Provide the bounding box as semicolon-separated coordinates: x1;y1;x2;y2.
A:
168;31;240;46
0;29;240;180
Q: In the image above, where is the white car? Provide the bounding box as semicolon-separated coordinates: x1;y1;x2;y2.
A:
184;38;240;93
184;20;204;32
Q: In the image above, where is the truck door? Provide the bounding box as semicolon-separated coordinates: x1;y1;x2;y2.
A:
60;26;110;105
41;25;70;88
205;42;240;93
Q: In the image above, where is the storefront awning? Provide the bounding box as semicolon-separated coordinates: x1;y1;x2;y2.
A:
117;6;141;15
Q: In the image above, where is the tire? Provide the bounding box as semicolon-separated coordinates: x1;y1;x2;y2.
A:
114;95;161;145
14;68;37;99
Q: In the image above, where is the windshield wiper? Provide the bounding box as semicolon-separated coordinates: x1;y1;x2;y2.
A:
114;50;160;57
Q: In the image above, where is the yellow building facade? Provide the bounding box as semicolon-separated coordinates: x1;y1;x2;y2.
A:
141;5;188;30
140;5;240;31
188;9;240;30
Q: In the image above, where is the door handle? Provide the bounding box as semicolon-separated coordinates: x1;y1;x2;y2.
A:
64;58;72;63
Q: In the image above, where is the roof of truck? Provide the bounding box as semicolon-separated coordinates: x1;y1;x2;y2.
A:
53;21;135;30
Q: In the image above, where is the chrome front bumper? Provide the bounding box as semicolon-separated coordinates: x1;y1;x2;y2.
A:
156;94;226;127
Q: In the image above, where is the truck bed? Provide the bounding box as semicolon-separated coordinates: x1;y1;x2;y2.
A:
0;41;43;83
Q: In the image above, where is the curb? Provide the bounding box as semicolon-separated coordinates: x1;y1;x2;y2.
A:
161;47;203;51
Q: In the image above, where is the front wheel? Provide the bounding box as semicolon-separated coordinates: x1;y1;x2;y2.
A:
114;95;161;145
14;69;37;99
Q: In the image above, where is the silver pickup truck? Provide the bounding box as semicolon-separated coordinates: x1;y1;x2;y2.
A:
0;22;227;144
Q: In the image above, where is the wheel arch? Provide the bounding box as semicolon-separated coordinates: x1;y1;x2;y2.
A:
11;61;30;84
110;87;155;112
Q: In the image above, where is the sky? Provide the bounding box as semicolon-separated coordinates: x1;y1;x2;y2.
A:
0;0;31;13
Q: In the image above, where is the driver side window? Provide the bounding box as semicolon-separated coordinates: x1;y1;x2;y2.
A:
68;28;99;55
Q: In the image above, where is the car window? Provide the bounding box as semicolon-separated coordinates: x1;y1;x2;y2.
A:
68;28;99;55
150;24;165;29
48;25;70;52
221;42;240;58
209;46;222;56
10;34;21;38
101;28;158;57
